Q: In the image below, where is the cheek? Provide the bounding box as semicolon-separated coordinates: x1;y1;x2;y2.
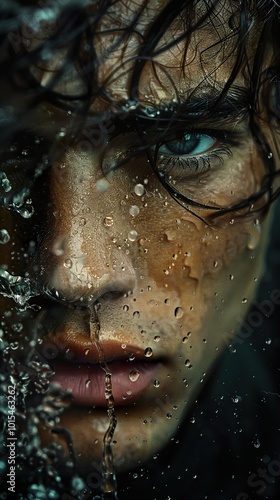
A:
136;211;265;340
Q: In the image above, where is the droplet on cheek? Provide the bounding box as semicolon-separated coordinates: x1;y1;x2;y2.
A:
174;307;184;319
247;219;261;250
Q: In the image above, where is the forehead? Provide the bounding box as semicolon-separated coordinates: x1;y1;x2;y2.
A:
29;0;256;108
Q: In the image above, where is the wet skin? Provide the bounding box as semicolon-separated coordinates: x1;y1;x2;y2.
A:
1;0;279;478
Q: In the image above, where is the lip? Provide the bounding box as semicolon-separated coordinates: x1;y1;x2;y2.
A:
41;335;147;364
49;359;161;406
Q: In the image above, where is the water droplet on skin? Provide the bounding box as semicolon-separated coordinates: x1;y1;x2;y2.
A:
128;353;135;361
79;217;86;226
266;338;271;345
128;230;138;241
64;259;72;269
129;370;140;382
129;205;140;216
85;379;91;388
247;219;261;250
174;307;184;318
154;380;160;388
84;349;90;356
185;359;193;368
126;389;132;395
242;298;247;303
104;216;114;227
166;413;172;419
133;311;140;319
96;178;109;193
144;347;153;357
134;183;145;196
121;344;126;349
154;335;160;342
123;305;129;312
0;229;10;244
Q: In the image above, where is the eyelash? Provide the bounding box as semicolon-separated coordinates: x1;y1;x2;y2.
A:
153;131;237;179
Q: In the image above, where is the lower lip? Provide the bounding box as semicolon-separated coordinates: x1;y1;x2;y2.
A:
50;360;160;407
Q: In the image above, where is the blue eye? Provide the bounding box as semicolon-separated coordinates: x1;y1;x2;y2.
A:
158;133;215;157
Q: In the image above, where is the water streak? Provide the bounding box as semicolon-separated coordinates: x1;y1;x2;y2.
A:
90;304;118;499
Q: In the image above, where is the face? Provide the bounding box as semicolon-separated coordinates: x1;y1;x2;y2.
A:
0;0;278;483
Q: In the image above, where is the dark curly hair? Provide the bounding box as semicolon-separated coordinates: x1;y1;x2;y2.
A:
0;0;280;217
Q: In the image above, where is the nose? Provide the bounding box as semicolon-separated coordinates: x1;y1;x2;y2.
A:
36;149;136;307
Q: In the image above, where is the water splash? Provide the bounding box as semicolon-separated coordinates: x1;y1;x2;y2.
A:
0;269;38;310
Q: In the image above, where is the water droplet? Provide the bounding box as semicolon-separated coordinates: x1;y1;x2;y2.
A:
190;416;195;423
154;335;160;342
242;298;247;304
85;379;91;388
96;178;109;193
128;353;135;361
64;259;72;269
129;370;140;382
174;306;184;318
0;229;10;244
129;205;140;216
126;389;132;395
121;344;126;349
144;347;153;357
153;380;160;388
133;311;140;319
185;359;192;368
79;217;86;226
84;349;90;356
164;230;177;242
134;183;145;196
0;172;12;192
104;216;114;227
247;219;261;250
166;413;172;419
232;395;242;403
253;438;261;448
265;338;271;345
182;332;192;343
123;304;129;312
128;230;138;242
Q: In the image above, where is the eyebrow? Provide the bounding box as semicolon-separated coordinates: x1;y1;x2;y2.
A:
135;85;251;126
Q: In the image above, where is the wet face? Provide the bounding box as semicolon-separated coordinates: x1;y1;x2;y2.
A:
0;0;278;481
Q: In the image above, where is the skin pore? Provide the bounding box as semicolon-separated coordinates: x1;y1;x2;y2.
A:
1;0;279;487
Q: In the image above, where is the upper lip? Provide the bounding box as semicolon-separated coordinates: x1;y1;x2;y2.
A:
40;333;150;365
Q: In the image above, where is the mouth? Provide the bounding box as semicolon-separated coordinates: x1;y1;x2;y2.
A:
49;358;161;407
41;335;162;407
